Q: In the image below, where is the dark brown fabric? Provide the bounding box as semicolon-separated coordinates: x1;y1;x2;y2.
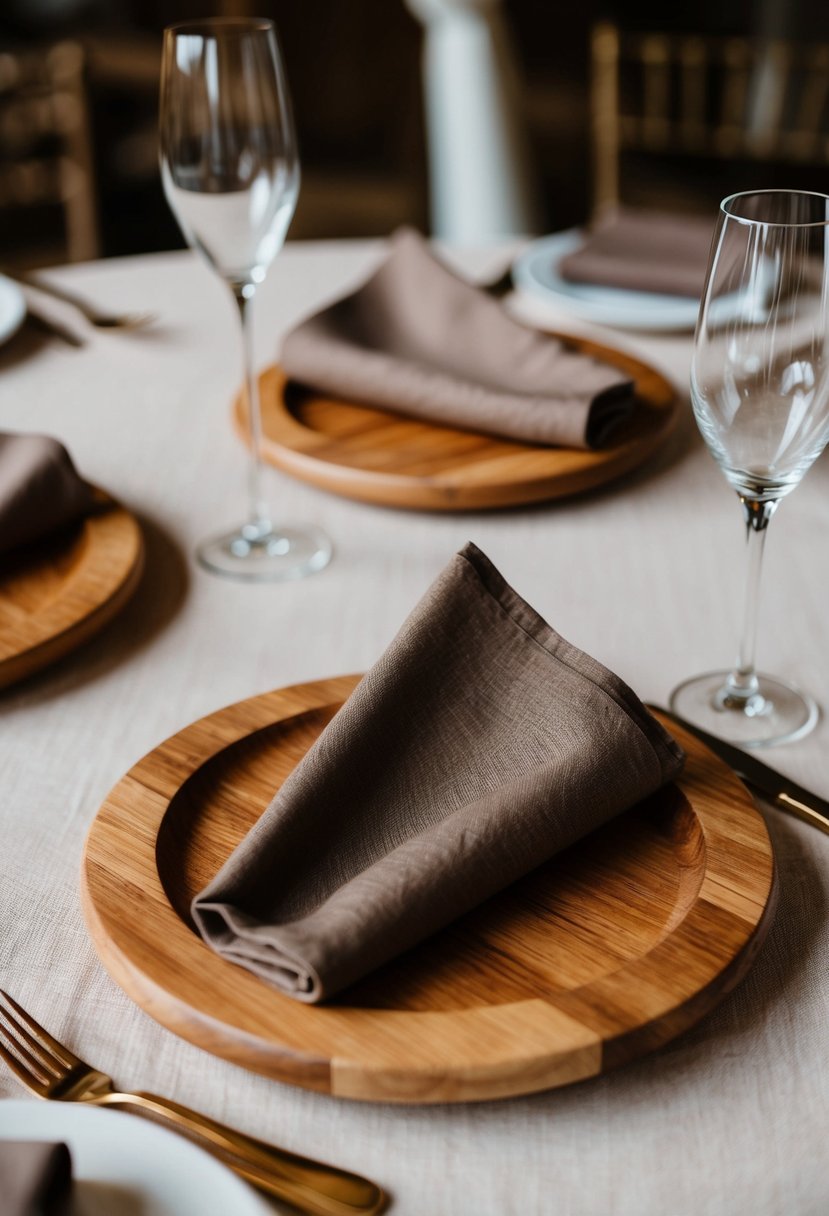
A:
0;432;94;557
558;208;715;298
194;543;684;1003
0;1141;73;1216
280;228;635;449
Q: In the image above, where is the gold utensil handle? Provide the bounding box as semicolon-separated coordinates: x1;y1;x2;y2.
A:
17;272;98;318
776;791;829;836
99;1090;387;1215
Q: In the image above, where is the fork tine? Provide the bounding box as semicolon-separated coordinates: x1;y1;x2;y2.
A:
0;1019;56;1087
0;990;80;1069
0;1002;68;1080
0;1036;48;1095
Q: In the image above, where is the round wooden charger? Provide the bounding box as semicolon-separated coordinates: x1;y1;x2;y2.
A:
0;489;143;690
82;676;776;1105
232;336;678;511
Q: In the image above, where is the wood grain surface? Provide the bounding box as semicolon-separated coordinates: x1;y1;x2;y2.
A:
233;335;679;511
81;676;776;1105
0;489;143;689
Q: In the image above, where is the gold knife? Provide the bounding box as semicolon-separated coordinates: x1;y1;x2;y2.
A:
651;705;829;836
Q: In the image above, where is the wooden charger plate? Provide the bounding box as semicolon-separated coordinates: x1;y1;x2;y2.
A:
82;675;776;1105
0;489;143;690
232;335;678;511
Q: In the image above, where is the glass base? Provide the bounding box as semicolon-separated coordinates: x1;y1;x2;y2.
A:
669;670;819;748
197;523;332;583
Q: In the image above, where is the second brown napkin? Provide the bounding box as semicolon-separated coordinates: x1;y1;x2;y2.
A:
0;431;94;557
194;544;684;1003
558;207;715;298
280;228;635;449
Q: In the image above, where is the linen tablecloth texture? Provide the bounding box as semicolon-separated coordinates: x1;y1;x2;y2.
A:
0;431;93;556
558;208;715;298
193;542;684;1002
280;228;634;448
0;1141;73;1216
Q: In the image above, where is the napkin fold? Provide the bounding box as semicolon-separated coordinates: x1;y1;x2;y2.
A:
280;228;635;449
558;208;715;298
0;1140;73;1216
194;542;684;1003
0;431;94;557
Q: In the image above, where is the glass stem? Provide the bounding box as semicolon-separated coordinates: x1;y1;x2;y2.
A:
720;496;778;709
232;281;271;539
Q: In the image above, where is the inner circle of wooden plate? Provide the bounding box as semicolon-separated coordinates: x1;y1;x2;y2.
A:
232;334;679;511
0;489;144;690
81;676;776;1105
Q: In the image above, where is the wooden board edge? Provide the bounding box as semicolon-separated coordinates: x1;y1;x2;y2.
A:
78;858;334;1092
0;514;144;690
231;351;680;511
601;855;779;1072
236;395;681;512
80;680;779;1105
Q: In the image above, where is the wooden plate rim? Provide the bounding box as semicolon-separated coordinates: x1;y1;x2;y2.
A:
0;491;144;688
232;332;680;510
81;676;776;1103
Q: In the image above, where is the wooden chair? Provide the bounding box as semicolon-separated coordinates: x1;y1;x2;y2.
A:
0;41;98;265
590;23;829;217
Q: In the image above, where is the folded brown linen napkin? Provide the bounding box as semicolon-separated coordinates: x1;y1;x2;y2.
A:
0;1140;73;1216
279;228;635;449
0;431;94;557
558;208;715;298
194;542;684;1003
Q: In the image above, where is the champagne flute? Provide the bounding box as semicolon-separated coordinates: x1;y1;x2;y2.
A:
159;18;331;581
671;189;829;746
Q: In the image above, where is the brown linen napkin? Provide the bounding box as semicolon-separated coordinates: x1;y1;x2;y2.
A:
280;228;635;449
194;542;684;1003
0;1141;73;1216
0;431;94;557
558;208;715;298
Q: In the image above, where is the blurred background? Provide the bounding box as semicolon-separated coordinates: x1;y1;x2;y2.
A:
1;0;828;268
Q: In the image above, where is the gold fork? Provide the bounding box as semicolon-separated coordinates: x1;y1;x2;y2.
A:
0;990;387;1216
11;272;157;330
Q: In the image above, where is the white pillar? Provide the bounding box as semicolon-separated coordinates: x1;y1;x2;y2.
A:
404;0;540;243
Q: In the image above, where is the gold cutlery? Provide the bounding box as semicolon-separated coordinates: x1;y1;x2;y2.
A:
0;989;387;1216
651;704;829;836
12;272;156;330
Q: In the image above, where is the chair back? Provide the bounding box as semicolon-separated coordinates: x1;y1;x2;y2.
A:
591;23;829;216
0;41;98;264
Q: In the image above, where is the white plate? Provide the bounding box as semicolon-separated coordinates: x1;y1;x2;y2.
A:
0;273;26;346
511;229;702;332
0;1099;274;1216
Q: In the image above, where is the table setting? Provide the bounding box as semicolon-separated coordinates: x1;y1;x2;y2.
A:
1;15;828;1216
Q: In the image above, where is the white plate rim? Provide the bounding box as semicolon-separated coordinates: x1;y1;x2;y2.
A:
0;273;26;346
511;229;702;332
0;1098;272;1215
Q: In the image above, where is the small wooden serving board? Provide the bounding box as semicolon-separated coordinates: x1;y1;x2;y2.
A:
0;490;143;690
81;676;776;1104
233;334;678;511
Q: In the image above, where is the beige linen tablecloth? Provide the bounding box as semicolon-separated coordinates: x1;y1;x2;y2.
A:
0;240;827;1216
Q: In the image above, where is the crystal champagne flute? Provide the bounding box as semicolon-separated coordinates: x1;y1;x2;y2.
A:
670;189;829;746
159;18;331;581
